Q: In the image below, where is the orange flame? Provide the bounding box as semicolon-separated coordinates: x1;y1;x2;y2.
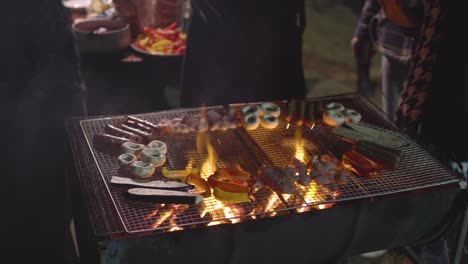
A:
151;206;174;228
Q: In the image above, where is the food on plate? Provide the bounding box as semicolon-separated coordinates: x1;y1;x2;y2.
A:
243;113;260;130
212;187;250;203
127;188;203;205
94;133;130;152
241;104;261;116
104;124;144;143
354;140;402;170
147;140;167;155
121;142;145;157
130;161;155;178
261;102;281;117
133;23;187;55
342;151;382;179
186;170;211;198
323;110;345;127
140;147;166;167
324;102;345;113
161;167;193;180
260;115;279;129
110;176;194;191
344;109;362;124
117;153;137;169
258;165;298;194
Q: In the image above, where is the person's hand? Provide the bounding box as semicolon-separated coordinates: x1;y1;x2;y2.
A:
351;37;374;64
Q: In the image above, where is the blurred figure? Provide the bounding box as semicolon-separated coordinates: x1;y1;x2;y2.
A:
1;1;85;263
351;0;423;120
180;0;306;107
349;0;376;98
397;1;466;262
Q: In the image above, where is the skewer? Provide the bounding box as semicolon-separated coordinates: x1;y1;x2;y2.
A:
306;101;316;129
285;98;296;129
296;100;306;126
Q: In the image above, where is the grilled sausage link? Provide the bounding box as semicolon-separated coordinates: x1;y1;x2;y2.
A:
104;124;143;143
119;124;153;143
94;133;129;152
123;119;154;133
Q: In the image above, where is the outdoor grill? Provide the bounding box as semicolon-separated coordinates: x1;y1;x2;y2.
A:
67;93;464;263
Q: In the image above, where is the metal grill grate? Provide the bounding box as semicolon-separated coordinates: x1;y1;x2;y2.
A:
245;94;461;209
80;107;288;233
78;94;461;234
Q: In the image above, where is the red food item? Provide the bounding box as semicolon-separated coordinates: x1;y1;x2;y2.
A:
342;151;382;179
208;168;252;193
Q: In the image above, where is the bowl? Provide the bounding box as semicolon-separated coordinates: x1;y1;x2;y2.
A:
72;19;131;54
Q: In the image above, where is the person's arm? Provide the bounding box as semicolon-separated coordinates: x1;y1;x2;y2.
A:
351;0;381;63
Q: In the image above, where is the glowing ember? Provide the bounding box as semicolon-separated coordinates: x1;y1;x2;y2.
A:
207;221;223;226
151;207;174;228
318;204;326;210
144;204;165;220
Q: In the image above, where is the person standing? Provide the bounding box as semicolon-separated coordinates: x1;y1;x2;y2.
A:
1;1;85;263
351;0;423;120
180;0;306;107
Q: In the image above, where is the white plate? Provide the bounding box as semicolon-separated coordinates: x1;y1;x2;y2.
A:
130;43;184;57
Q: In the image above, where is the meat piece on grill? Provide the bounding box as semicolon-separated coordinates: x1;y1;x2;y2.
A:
291;158;311;186
93;133;130;153
258;165;298;194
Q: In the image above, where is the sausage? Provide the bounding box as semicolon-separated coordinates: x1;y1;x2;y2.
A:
93;133;129;152
104;124;143;143
124;116;159;130
119;124;153;143
122;119;154;133
123;116;164;137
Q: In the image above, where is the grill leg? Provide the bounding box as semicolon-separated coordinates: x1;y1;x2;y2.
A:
453;206;468;264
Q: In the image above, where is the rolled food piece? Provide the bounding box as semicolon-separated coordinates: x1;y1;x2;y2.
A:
323;110;345;126
130;161;155;178
260;115;279;129
147;140;167;155
141;147;166;167
121;142;145;157
241;104;261;116
117;153;137;169
324;102;345;113
243;113;260;130
261;102;281;117
344;109;362;124
119;124;153;143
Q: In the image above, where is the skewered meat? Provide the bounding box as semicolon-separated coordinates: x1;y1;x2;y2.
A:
104;124;143;143
291;158;311;186
122;119;154;133
119;124;153;143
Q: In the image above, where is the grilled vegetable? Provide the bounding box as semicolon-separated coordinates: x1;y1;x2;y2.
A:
161;167;193;180
127;188;203;204
342;151;382;179
354;140;402;170
111;176;194;191
212;187;250;203
186;171;211;198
